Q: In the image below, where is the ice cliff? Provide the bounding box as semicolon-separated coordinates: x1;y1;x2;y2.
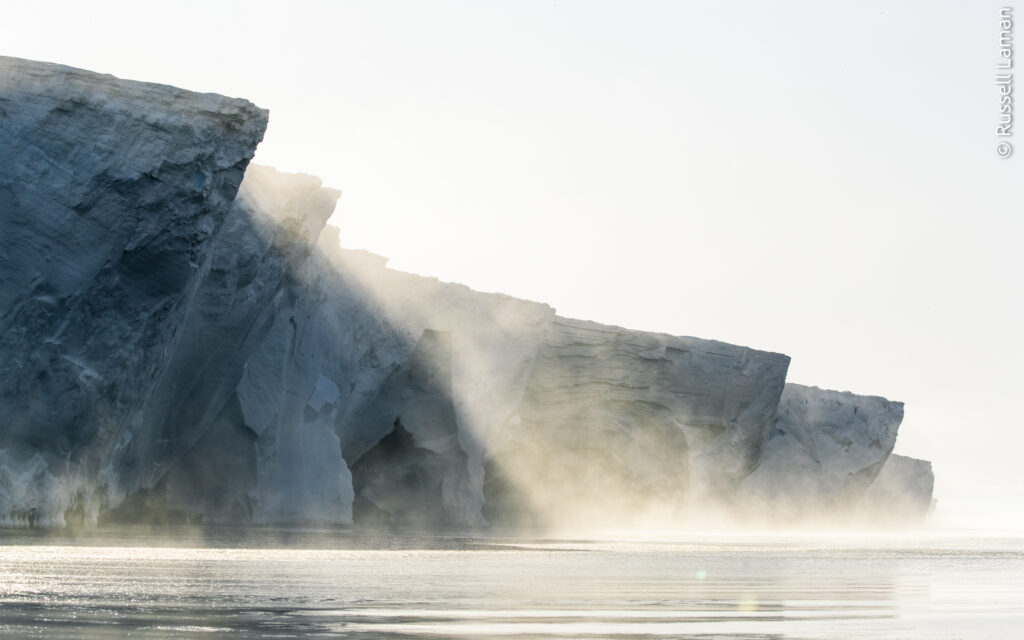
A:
0;57;267;526
737;384;905;524
859;454;935;523
0;58;934;530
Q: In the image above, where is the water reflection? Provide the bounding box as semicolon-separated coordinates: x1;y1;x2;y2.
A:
0;528;1021;639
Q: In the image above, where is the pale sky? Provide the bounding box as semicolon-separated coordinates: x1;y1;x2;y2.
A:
3;0;1021;528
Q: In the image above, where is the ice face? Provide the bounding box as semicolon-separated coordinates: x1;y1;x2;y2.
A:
0;56;932;530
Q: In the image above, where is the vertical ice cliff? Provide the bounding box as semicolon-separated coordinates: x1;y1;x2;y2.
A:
737;383;903;523
484;317;790;530
859;454;935;523
106;166;341;524
0;57;935;529
0;57;268;526
232;240;555;527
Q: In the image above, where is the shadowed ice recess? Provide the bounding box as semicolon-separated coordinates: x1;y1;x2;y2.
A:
0;56;933;533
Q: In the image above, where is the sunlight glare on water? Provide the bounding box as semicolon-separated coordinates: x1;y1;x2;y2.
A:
0;529;1022;639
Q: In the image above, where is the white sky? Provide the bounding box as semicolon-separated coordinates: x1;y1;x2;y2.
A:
3;0;1021;528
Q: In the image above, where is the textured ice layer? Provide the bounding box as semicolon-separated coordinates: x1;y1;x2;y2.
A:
0;57;933;529
737;383;905;523
0;56;267;526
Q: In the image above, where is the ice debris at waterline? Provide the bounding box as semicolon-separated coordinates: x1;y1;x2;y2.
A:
0;57;934;530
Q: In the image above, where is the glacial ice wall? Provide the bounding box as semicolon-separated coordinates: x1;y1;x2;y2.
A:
484;317;790;529
859;454;935;523
235;238;557;527
105;165;342;524
0;57;934;530
737;384;904;523
0;57;267;526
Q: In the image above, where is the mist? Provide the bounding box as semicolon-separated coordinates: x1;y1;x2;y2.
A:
2;0;1013;530
3;3;1023;638
220;195;934;536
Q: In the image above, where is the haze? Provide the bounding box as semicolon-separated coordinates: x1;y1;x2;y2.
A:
2;0;1020;529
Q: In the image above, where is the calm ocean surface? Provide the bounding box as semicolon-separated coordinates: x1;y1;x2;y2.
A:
0;528;1021;639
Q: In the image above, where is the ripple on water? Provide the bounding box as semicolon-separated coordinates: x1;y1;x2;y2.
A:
0;530;1021;639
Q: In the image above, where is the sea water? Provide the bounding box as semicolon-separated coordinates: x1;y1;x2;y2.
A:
0;528;1021;638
